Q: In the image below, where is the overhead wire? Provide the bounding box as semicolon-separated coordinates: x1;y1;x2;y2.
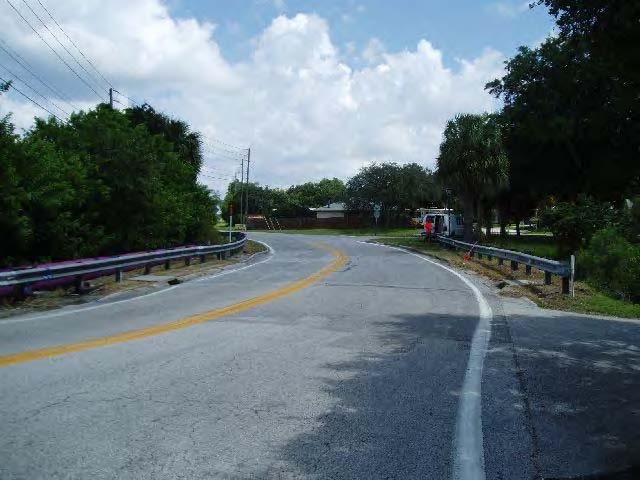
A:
35;0;113;89
112;89;141;107
5;0;106;102
20;0;107;95
205;136;248;152
0;60;69;117
202;140;249;158
31;0;141;109
202;146;248;163
0;75;65;122
0;36;78;110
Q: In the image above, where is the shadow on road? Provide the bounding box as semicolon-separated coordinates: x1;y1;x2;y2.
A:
260;309;640;479
266;311;477;479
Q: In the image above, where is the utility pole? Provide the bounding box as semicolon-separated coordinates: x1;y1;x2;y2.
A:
244;147;251;224
240;156;245;225
109;87;113;109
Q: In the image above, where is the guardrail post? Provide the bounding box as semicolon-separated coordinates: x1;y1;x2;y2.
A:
164;260;171;270
562;276;570;294
477;252;483;259
525;265;532;275
544;272;552;285
115;269;123;282
510;261;518;271
74;275;84;294
200;254;206;263
498;258;504;265
184;257;191;266
487;254;492;261
144;264;151;275
14;283;33;299
221;251;227;260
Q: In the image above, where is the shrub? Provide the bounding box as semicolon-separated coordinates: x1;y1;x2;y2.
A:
579;228;640;303
540;196;615;255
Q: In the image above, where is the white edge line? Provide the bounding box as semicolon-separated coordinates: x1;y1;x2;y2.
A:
365;241;492;480
0;240;275;325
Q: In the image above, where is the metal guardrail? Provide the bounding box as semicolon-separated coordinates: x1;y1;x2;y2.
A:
0;232;247;297
436;235;574;294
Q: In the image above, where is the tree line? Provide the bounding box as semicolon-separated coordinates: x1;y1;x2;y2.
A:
221;163;438;227
436;0;639;301
0;87;220;267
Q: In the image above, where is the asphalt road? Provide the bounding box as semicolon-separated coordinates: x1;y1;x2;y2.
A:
0;233;638;479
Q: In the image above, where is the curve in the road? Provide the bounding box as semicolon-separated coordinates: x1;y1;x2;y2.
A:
370;242;493;480
0;242;348;368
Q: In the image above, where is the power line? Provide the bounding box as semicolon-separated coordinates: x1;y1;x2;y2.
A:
35;0;113;89
0;76;65;122
202;144;249;162
31;0;141;109
204;136;249;152
0;36;79;111
203;143;249;158
20;0;107;96
112;89;141;106
5;0;106;102
0;60;69;116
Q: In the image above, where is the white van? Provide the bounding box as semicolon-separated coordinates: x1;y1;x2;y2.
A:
422;212;464;237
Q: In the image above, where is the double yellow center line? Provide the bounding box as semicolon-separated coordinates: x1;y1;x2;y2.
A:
0;243;348;368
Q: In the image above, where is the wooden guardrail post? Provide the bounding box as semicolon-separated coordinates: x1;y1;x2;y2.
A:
115;269;123;282
544;272;552;285
525;265;532;275
562;276;570;294
510;260;518;271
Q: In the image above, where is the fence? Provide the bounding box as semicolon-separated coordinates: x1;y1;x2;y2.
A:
436;235;574;295
0;232;247;298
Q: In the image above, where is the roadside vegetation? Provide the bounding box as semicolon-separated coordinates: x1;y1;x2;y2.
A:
0;86;220;267
373;237;640;319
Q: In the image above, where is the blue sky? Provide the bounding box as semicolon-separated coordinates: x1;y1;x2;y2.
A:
169;0;554;68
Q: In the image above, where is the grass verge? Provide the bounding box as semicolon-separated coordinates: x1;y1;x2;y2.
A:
372;237;640;319
481;234;560;259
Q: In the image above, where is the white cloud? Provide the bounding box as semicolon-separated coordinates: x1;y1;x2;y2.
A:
0;1;504;194
362;37;385;64
488;1;532;18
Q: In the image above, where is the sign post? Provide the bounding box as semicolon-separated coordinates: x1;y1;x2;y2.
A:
229;204;234;243
373;204;381;236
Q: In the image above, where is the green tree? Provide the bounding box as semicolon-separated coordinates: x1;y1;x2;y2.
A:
346;162;437;227
436;113;508;241
287;178;346;208
0;81;32;265
487;0;640;201
0;98;219;266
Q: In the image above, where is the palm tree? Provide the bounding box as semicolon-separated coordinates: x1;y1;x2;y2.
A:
436;113;508;241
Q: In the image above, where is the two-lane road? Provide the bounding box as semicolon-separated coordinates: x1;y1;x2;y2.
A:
1;233;638;479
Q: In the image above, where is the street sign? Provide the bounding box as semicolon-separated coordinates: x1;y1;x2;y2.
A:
373;204;381;219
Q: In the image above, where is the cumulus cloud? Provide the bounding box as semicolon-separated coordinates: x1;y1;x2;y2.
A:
488;1;532;18
0;1;504;194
